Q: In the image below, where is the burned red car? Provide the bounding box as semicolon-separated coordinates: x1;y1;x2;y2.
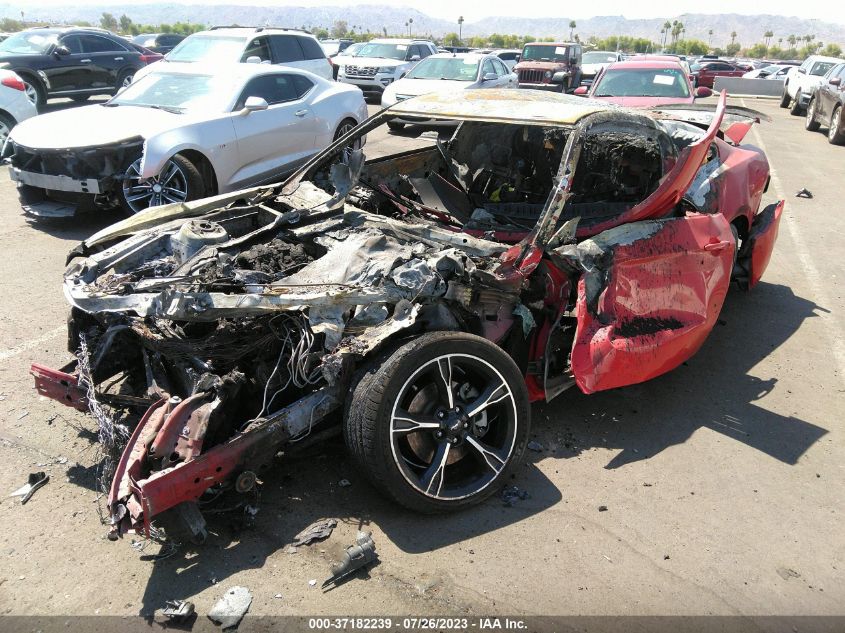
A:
32;90;782;543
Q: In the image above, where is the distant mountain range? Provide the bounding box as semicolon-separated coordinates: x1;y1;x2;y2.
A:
2;4;844;48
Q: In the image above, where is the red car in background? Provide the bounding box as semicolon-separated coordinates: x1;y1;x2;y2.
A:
692;60;752;88
575;59;712;106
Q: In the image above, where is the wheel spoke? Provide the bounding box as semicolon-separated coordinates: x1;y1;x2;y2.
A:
465;436;508;474
419;441;450;496
465;379;510;418
391;409;440;435
126;191;153;203
435;357;454;409
161;162;180;186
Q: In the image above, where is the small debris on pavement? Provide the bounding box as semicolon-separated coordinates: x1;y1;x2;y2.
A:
795;188;813;198
322;531;378;590
777;567;801;580
501;485;530;506
527;441;544;452
9;472;49;504
274;593;283;599
16;410;29;420
162;599;195;622
292;518;337;546
338;479;351;487
664;554;671;560
208;586;252;630
598;505;608;512
308;579;317;587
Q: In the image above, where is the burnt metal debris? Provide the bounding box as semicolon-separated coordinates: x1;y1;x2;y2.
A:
322;531;378;590
292;518;338;547
9;472;49;504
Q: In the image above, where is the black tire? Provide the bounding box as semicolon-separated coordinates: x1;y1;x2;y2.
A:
20;75;46;111
333;117;357;141
118;154;205;215
71;95;90;103
344;331;531;513
805;97;821;131
829;106;845;145
779;87;791;108
789;91;804;115
387;121;405;132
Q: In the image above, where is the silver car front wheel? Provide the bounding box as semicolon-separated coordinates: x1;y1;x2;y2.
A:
120;156;200;214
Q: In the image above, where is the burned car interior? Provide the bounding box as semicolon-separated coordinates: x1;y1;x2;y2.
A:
31;90;783;543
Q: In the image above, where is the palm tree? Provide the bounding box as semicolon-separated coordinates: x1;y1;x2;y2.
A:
730;31;737;46
787;34;796;48
569;20;576;40
764;30;773;48
708;29;713;47
458;15;464;44
660;28;667;50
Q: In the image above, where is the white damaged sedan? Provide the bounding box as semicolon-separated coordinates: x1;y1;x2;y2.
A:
7;63;368;217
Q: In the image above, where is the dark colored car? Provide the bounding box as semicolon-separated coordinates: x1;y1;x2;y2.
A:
131;33;186;55
805;62;845;144
691;60;751;88
514;41;582;92
0;27;161;110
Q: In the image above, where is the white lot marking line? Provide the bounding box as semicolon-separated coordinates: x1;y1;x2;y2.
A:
0;325;65;362
743;99;845;387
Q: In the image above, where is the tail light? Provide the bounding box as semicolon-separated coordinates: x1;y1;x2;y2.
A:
140;54;161;64
1;76;26;92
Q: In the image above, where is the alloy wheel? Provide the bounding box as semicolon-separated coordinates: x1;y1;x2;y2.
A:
23;82;38;106
122;158;189;213
389;354;518;500
830;109;841;142
122;74;134;88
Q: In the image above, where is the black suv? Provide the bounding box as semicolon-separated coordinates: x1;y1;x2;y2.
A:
0;27;159;110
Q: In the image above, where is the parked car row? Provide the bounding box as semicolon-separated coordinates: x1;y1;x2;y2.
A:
780;54;845;116
804;61;845;145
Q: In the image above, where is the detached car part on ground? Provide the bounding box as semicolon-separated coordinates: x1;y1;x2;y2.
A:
31;90;783;544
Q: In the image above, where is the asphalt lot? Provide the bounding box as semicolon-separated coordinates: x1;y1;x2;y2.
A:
0;95;843;624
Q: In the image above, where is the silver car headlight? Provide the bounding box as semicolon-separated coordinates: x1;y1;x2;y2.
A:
377;66;396;73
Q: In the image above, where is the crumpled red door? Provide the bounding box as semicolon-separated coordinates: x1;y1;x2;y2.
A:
570;213;735;394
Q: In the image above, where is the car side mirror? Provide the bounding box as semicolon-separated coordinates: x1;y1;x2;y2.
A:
514;54;520;62
244;55;262;64
573;86;588;96
242;96;268;114
798;68;806;74
409;55;420;62
830;77;842;86
482;72;498;81
54;45;71;56
695;86;713;98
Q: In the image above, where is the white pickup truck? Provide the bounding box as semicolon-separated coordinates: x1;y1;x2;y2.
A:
781;55;845;115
